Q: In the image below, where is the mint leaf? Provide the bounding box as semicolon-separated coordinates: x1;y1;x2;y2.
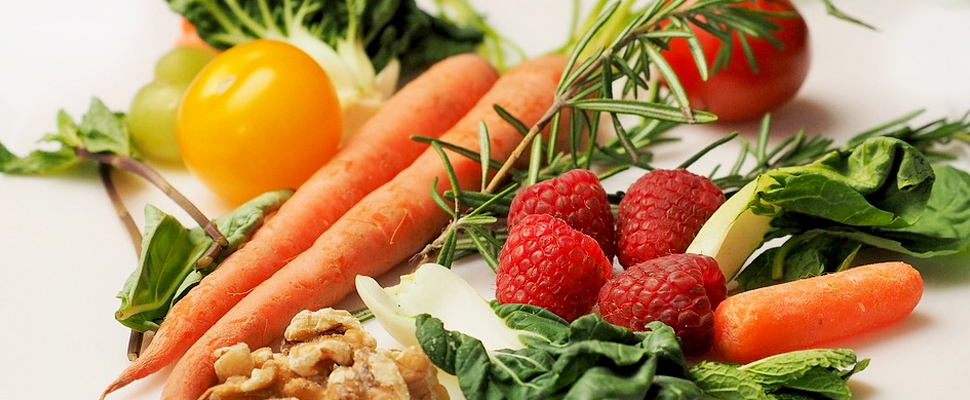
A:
741;348;859;387
691;348;867;400
76;98;136;157
690;361;770;400
781;368;851;400
0;142;77;174
0;98;133;175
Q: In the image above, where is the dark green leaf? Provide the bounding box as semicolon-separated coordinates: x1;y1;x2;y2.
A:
758;137;934;228
417;304;701;400
169;0;483;80
736;233;860;291
0;100;132;175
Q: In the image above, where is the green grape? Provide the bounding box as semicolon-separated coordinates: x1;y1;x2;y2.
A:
153;46;217;84
128;80;188;164
129;46;217;163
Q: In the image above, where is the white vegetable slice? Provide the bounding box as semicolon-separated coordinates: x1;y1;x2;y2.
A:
686;178;776;280
355;263;527;352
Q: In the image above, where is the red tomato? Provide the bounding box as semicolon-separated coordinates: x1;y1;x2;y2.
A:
663;0;810;122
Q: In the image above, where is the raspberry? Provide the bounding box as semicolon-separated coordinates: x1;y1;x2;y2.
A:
496;214;613;321
596;253;725;356
615;169;724;268
508;169;616;260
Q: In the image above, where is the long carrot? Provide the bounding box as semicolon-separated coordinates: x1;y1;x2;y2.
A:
713;261;923;363
101;53;498;398
160;54;568;400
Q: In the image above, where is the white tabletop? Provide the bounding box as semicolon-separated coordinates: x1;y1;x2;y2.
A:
1;1;969;399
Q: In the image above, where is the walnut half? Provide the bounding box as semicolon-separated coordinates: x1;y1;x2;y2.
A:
200;308;448;400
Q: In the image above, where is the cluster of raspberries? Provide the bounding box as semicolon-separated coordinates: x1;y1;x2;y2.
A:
496;168;727;355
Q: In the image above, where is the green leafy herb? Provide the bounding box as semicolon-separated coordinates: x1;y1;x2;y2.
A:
0;98;133;174
689;136;945;281
691;348;869;400
116;189;292;332
417;306;701;400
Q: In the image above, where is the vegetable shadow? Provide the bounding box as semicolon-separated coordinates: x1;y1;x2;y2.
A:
839;314;932;400
708;97;837;140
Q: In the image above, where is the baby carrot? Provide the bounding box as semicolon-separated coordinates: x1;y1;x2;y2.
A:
101;53;498;398
160;54;568;400
713;261;924;363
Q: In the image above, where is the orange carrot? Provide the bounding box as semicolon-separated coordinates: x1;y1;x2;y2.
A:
101;54;498;398
713;261;923;363
176;18;211;49
160;54;568;400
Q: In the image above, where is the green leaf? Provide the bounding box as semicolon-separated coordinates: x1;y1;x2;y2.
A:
780;368;852;400
170;0;483;81
115;189;292;331
760;137;934;229
761;164;970;265
691;349;865;400
736;233;860;291
77;98;136;157
690;361;771;400
0;142;77;174
742;348;859;387
416;305;701;400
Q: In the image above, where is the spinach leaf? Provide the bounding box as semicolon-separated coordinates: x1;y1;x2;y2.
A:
738;164;970;289
758;137;934;229
692;136;948;281
736;234;860;291
115;189;291;331
416;303;702;400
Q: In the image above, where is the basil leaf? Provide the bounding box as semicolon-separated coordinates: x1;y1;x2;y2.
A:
115;189;292;331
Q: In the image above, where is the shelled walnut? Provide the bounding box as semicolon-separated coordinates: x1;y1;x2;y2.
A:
200;308;448;400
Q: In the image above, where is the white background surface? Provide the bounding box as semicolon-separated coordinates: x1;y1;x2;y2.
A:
2;0;970;399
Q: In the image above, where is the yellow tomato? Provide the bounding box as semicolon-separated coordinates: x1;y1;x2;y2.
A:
178;39;342;204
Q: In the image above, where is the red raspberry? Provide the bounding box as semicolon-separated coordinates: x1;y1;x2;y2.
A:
496;214;613;321
596;253;725;356
508;169;616;260
616;169;724;268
